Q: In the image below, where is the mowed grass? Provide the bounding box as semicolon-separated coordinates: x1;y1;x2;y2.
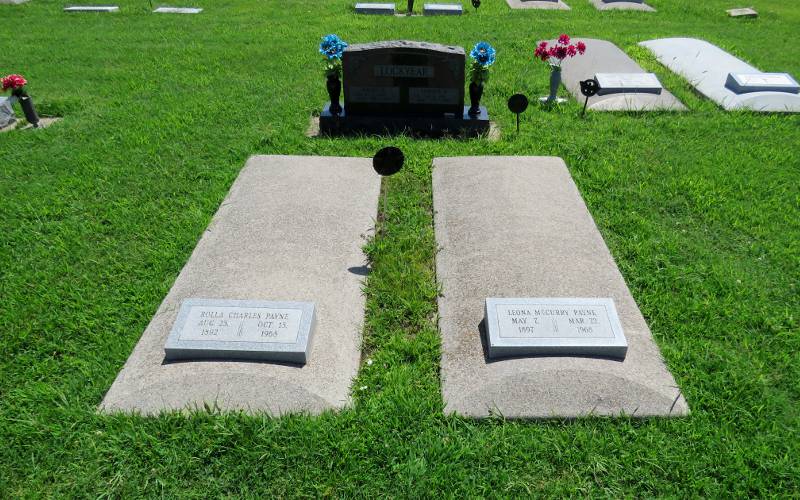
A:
1;0;799;496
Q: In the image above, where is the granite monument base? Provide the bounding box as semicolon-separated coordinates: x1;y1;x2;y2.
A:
434;156;689;419
319;103;490;137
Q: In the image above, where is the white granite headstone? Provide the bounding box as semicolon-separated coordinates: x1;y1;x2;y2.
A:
64;4;119;11
423;3;463;14
595;73;663;95
486;298;628;359
153;6;203;13
164;299;315;364
725;73;799;94
354;2;396;14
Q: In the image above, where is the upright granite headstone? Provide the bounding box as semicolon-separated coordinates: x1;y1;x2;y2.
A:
320;40;489;136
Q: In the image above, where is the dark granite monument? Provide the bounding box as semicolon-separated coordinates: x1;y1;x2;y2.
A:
320;41;490;136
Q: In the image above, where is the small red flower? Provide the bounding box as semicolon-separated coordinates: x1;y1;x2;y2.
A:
567;45;577;57
1;74;27;91
555;45;568;59
558;34;570;46
577;41;586;54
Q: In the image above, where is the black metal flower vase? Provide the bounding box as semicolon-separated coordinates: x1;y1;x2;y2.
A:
407;0;414;15
326;76;342;116
15;91;40;128
468;82;483;117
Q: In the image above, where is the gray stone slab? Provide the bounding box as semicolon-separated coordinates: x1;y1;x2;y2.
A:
486;298;628;360
640;37;800;112
163;299;315;364
101;155;380;416
433;156;689;419
506;0;570;10
64;4;119;11
590;0;654;11
557;38;685;111
355;2;396;14
423;2;462;15
0;0;30;4
727;7;757;17
153;6;203;13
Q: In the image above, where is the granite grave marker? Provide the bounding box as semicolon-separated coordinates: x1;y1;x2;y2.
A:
320;40;489;136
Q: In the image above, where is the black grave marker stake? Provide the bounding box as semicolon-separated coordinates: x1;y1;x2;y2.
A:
472;0;481;12
373;146;405;233
507;93;529;134
579;78;599;118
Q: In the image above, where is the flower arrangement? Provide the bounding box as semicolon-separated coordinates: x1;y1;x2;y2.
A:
1;74;28;96
319;34;348;79
534;34;586;70
469;41;496;85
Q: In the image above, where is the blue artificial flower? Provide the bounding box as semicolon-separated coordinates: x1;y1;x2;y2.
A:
470;41;496;67
319;34;348;60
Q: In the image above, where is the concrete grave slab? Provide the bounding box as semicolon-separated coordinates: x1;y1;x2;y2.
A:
640;38;800;112
64;4;119;11
355;2;396;14
558;38;686;111
0;0;30;4
423;2;463;15
506;0;570;10
101;156;380;416
589;0;654;11
153;6;203;13
727;7;757;17
433;156;689;419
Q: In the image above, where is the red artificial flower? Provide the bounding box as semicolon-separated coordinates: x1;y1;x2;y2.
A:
1;74;27;91
567;45;577;57
555;45;568;60
577;41;587;54
558;34;570;46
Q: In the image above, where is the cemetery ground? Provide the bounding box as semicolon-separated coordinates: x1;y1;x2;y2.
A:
1;0;798;496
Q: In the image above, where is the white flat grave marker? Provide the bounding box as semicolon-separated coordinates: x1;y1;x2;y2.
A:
641;37;800;112
0;0;31;4
590;0;654;11
423;2;463;14
506;0;570;10
725;73;799;94
486;298;628;359
727;7;757;17
64;4;119;11
595;72;663;95
434;156;689;418
100;156;380;416
164;299;315;364
153;6;203;13
354;2;395;14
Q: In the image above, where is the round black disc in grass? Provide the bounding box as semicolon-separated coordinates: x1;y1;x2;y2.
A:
373;146;405;176
507;93;529;114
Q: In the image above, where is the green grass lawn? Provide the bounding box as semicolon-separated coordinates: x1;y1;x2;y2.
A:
2;0;799;495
